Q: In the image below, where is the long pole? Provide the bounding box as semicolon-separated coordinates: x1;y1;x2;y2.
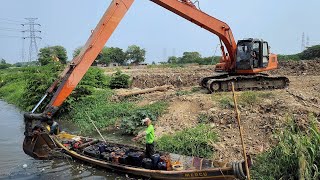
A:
85;112;107;143
231;82;251;180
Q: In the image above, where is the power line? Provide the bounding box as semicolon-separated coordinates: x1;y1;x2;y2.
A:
0;18;25;24
0;27;24;32
0;21;22;26
0;34;22;38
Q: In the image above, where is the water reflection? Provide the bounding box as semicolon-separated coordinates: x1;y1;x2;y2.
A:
0;101;129;180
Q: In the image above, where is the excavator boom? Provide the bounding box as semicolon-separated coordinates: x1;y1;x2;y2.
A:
47;0;134;114
23;0;289;159
42;0;239;117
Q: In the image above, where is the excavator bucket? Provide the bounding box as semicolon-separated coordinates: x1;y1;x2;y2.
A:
23;132;56;160
23;113;57;159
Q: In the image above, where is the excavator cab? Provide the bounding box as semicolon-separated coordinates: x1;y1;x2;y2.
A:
236;39;269;71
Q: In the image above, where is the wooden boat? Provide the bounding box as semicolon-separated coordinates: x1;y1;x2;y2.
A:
28;131;248;180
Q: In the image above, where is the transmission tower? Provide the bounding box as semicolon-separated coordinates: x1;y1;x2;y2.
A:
301;32;305;51
306;35;310;48
22;18;41;62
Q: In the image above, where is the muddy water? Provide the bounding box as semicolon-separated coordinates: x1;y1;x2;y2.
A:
0;100;129;180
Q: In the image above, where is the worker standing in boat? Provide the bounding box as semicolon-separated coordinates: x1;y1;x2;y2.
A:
132;118;155;158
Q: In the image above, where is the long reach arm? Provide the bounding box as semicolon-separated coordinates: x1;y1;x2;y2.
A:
31;0;237;119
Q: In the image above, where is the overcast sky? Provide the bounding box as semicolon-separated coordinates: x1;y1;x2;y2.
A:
0;0;319;64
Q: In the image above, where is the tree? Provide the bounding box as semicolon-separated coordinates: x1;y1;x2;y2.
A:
167;56;179;64
73;46;83;58
98;47;126;65
125;45;146;64
180;52;202;64
38;46;68;66
201;56;221;65
0;58;11;69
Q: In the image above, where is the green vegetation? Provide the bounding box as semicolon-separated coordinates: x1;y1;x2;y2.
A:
166;52;221;65
0;64;62;109
300;45;320;60
212;91;274;109
125;45;146;65
109;70;131;89
147;63;185;69
0;65;168;135
38;46;68;65
197;113;211;124
100;47;127;65
0;59;11;69
175;90;192;96
73;45;146;66
252;115;320;179
278;44;320;61
65;90;133;133
65;93;167;134
120;101;168;135
277;54;301;61
157;124;218;158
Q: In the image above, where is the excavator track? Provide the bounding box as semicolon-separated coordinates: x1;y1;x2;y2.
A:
200;73;289;93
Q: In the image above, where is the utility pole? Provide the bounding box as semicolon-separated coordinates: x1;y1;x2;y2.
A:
22;18;41;62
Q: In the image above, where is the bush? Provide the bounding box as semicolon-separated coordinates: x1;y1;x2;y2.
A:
300;45;320;60
66;90;134;134
120;101;168;135
109;70;131;89
252;115;320;179
61;67;110;113
157;124;218;158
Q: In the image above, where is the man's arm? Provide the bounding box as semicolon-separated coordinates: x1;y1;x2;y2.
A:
132;131;146;141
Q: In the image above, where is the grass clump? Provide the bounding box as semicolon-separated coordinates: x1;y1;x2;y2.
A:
212;91;274;109
197;113;211;124
157;124;218;158
175;90;191;96
239;91;258;105
252;115;320;179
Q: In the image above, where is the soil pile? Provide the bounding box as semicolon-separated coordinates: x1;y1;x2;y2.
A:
130;66;214;88
271;60;320;76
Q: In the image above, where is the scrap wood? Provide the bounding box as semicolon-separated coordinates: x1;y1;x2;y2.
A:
117;85;174;98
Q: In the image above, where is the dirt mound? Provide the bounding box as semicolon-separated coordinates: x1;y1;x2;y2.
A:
130;66;214;88
131;73;206;88
272;60;320;76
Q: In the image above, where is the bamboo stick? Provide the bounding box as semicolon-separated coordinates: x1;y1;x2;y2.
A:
85;112;107;143
231;82;251;180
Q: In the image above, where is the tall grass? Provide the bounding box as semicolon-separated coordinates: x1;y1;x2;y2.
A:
252;115;320;179
157;124;218;158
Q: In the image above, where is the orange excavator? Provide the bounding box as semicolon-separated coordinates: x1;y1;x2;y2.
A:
23;0;288;158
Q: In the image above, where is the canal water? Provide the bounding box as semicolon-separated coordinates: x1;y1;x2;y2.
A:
0;100;131;180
